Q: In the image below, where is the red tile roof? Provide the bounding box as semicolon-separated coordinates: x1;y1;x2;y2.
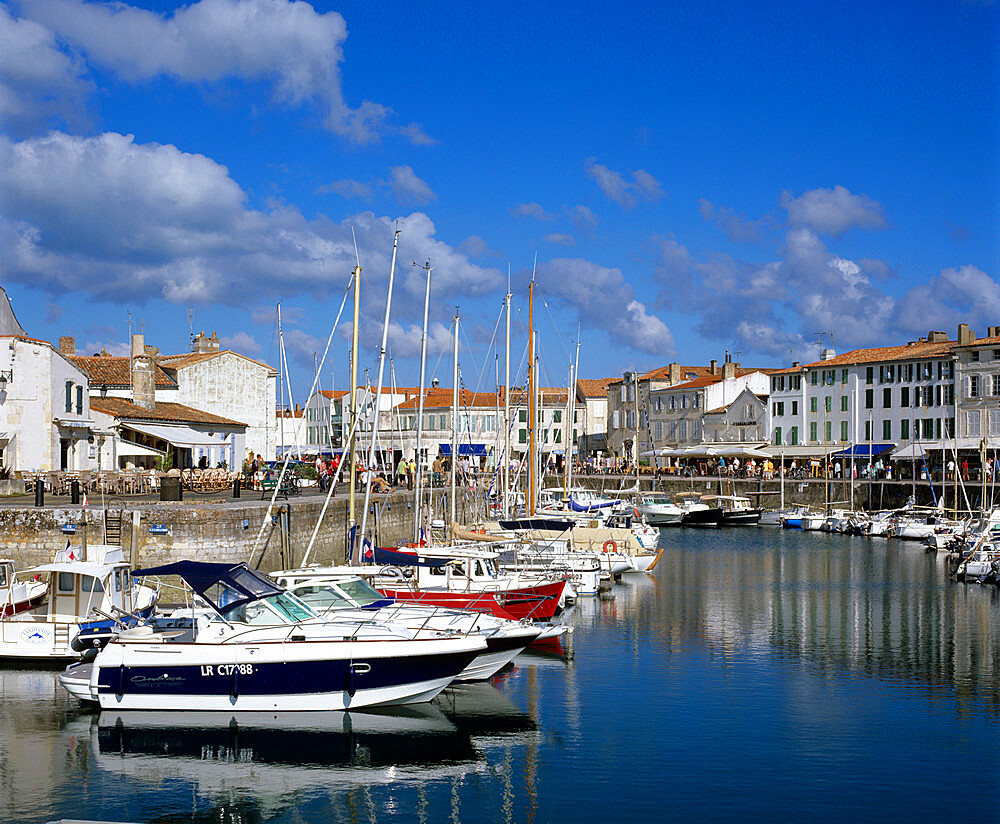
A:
68;355;178;388
319;389;349;400
91;397;246;427
776;339;957;371
576;378;616;398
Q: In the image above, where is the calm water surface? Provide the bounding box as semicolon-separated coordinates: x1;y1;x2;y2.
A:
3;528;1000;823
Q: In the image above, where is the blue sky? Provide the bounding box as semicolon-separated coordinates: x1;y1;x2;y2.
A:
1;0;997;399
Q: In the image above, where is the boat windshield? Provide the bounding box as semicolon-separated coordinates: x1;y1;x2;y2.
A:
230;592;316;625
337;577;384;605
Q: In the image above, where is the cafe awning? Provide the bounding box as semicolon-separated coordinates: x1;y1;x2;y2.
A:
893;438;1000;459
124;422;227;448
830;443;895;458
439;443;491;457
116;440;164;457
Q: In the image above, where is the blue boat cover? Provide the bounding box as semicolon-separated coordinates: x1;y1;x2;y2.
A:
439;443;490;456
372;546;451;568
829;444;895;458
133;560;284;615
568;498;620;512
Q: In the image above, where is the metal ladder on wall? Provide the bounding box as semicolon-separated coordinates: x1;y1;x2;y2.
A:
104;500;126;546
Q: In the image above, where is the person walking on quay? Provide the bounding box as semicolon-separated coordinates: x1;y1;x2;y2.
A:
396;457;407;488
961;459;969;481
947;459;955;480
407;457;416;490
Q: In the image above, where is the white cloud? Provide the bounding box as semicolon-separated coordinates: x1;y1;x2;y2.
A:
0;5;93;136
317;179;373;199
536;257;674;356
892;264;1000;337
565;204;599;232
456;235;499;258
17;0;431;144
384;320;453;359
584;158;664;209
509;202;556;221
388;165;435;205
780;185;887;237
0;131;502;312
219;330;261;353
697;198;768;243
542;233;575;246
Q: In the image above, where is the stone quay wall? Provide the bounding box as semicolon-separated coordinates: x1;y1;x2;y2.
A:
0;487;475;572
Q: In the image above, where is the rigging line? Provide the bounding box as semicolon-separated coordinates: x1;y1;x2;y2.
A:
538;292;572;371
465;300;506;396
429;315;455;387
251;272;355;564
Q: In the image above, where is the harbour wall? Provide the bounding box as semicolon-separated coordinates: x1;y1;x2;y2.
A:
0;475;977;572
0;487;474;571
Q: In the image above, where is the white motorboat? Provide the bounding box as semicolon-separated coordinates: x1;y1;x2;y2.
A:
637;493;684;526
60;560;486;711
1;545;158;661
0;558;47;617
673;492;722;527
271;571;541;681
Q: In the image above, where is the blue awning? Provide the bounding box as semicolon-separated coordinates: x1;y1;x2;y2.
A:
439;443;491;457
830;444;895;458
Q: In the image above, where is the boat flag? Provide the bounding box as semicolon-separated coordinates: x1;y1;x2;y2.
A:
65;538;74;561
81;493;88;509
362;538;374;563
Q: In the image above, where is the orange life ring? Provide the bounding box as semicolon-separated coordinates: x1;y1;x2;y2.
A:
603;539;617;553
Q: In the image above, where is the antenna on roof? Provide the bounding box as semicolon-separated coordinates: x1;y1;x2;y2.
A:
187;306;194;342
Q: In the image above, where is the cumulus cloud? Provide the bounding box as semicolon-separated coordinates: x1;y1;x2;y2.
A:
535;258;674;356
388;165;435;205
584;158;664;208
891;265;1000;337
564;204;599;233
780;185;887;237
697;198;768;243
655;227;896;361
384;320;453;359
542;233;575;246
16;0;431;144
509;202;556;221
317;179;373;199
456;235;500;258
0;131;502;313
0;5;93;136
219;330;261;353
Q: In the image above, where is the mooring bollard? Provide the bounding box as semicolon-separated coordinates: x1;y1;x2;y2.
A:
70;480;81;505
233;478;241;498
34;481;44;507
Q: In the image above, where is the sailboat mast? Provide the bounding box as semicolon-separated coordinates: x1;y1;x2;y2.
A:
347;263;361;559
414;261;433;543
528;280;536;517
451;309;460;526
503;286;511;520
359;228;400;550
563;363;574;498
277;302;285;458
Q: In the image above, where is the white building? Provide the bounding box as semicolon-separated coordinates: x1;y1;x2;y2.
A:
575;378;614;457
0;290;95;472
648;363;773;451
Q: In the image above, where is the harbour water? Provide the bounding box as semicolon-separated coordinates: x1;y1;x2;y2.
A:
4;528;1000;823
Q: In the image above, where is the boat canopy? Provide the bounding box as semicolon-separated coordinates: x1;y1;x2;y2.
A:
830;443;894;458
372;547;452;568
133;560;283;615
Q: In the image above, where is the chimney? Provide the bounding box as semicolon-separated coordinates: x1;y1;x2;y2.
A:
130;334;156;410
927;330;948;342
192;329;221;354
59;336;75;356
710;359;718;375
722;360;736;380
792;361;799;368
819;348;836;361
669;362;681;384
957;323;974;346
295;403;301;413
